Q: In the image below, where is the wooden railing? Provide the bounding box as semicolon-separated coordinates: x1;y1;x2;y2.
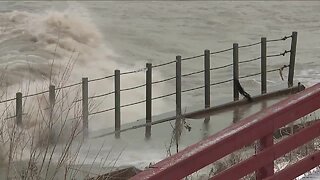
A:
131;82;320;180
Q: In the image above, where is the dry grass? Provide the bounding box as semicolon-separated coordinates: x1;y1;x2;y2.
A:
0;46;123;180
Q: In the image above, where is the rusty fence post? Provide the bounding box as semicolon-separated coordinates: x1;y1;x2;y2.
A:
115;70;121;138
145;63;152;139
16;92;22;126
261;37;267;94
233;43;239;101
175;55;182;147
288;31;297;87
204;49;211;123
49;85;56;110
82;78;88;138
49;85;56;124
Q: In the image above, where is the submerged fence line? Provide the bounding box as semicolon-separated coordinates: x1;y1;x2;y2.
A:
0;32;297;139
0;34;292;104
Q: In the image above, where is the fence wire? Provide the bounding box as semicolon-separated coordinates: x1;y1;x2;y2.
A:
0;97;16;104
239;65;290;79
267;50;291;58
182;85;205;93
3;114;27;120
120;83;146;92
209;57;260;72
210;47;233;55
89;74;114;83
152;92;176;101
22;90;49;99
208;35;291;56
182;70;205;77
208;65;289;87
238;42;261;49
239;56;261;64
151;60;176;69
267;35;292;43
210;63;233;71
210;50;289;71
89;107;115;116
73;90;115;103
121;99;146;108
88;91;115;100
4;115;16;120
181;54;204;61
239;72;262;79
152;76;176;85
56;82;81;90
120;67;147;76
210;79;233;86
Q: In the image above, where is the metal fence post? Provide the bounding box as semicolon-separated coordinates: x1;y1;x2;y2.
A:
16;92;22;126
49;85;56;122
288;31;298;87
82;78;88;138
233;43;239;101
261;37;267;94
49;85;56;109
145;63;152;139
176;55;182;147
204;49;211;123
115;70;121;138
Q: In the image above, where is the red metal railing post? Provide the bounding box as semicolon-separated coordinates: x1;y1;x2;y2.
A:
256;134;274;179
256;96;274;179
131;83;320;180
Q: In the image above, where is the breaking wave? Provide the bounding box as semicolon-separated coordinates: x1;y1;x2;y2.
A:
0;7;169;163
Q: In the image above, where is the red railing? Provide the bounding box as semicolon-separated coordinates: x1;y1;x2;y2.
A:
131;83;320;180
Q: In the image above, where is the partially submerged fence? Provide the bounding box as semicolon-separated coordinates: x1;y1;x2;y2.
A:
131;82;320;180
0;32;298;139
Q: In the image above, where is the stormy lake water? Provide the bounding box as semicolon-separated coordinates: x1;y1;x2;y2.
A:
0;1;320;178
